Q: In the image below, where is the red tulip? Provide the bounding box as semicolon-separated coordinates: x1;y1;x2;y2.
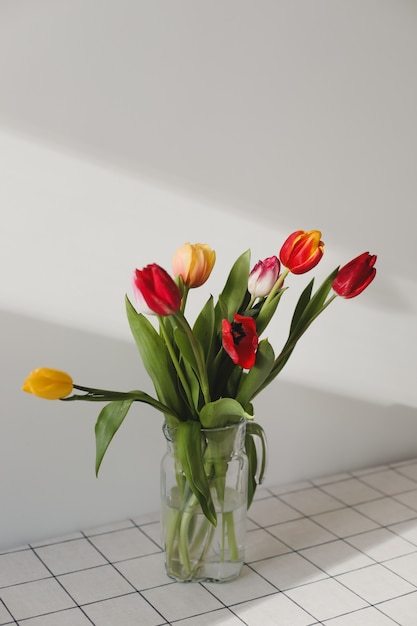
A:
133;264;182;315
280;230;324;274
222;314;259;369
332;252;377;298
248;256;281;298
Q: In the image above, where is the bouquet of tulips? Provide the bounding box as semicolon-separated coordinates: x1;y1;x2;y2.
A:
23;229;377;580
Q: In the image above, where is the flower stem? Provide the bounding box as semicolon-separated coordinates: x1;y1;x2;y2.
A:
263;268;290;308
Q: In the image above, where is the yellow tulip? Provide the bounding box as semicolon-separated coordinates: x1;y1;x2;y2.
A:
22;367;73;400
172;243;216;288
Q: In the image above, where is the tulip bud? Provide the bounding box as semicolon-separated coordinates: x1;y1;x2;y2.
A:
172;243;216;288
332;252;377;298
248;256;281;298
222;314;259;369
280;230;324;274
133;263;182;316
22;368;73;400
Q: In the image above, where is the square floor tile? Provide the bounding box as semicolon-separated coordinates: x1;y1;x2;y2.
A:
250;551;327;590
378;591;417;626
232;592;316;626
394;489;417;511
384;551;417;586
139;521;163;550
244;528;290;563
285;578;368;622
142;582;222;622
336;563;415;604
389;518;417;546
89;527;160;562
34;538;107;575
0;549;50;587
279;487;345;516
359;469;417;495
354;497;417;526
252;486;274;501
300;539;374;576
0;601;13;625
173;608;244;625
0;577;75;621
321;478;382;505
312;507;378;538
82;592;165;626
203;564;276;605
17;607;94;626
268;517;336;550
115;552;169;590
396;462;417;482
248;497;302;527
322;606;399;625
58;564;134;604
346;527;417;562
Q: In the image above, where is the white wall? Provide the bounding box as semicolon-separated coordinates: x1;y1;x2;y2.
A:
1;0;417;549
1;132;416;550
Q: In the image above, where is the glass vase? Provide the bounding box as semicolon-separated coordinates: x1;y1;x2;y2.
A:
160;420;249;583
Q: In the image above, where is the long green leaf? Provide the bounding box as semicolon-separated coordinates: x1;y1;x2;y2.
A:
254;289;286;336
246;421;268;485
125;297;187;421
173;326;200;374
236;339;275;407
290;279;314;334
215;250;251;325
176;421;217;526
193;295;215;361
290;268;338;338
245;433;257;508
245;421;268;507
95;399;134;475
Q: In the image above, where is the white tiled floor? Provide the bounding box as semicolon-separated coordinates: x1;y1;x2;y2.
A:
2;459;417;625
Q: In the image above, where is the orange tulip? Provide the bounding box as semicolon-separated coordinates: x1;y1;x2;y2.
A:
172;243;216;288
280;230;324;274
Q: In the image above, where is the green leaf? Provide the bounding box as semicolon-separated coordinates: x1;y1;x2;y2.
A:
125;297;187;421
245;432;257;508
255;268;340;395
95;399;134;475
290;279;314;334
245;421;268;507
193;295;215;361
290;268;339;337
173;326;200;374
176;421;217;526
215;250;251;325
181;358;201;412
246;421;268;484
254;289;286;336
236;339;275;407
199;397;250;429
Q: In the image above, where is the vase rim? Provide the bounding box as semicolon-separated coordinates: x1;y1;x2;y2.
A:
162;418;246;437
